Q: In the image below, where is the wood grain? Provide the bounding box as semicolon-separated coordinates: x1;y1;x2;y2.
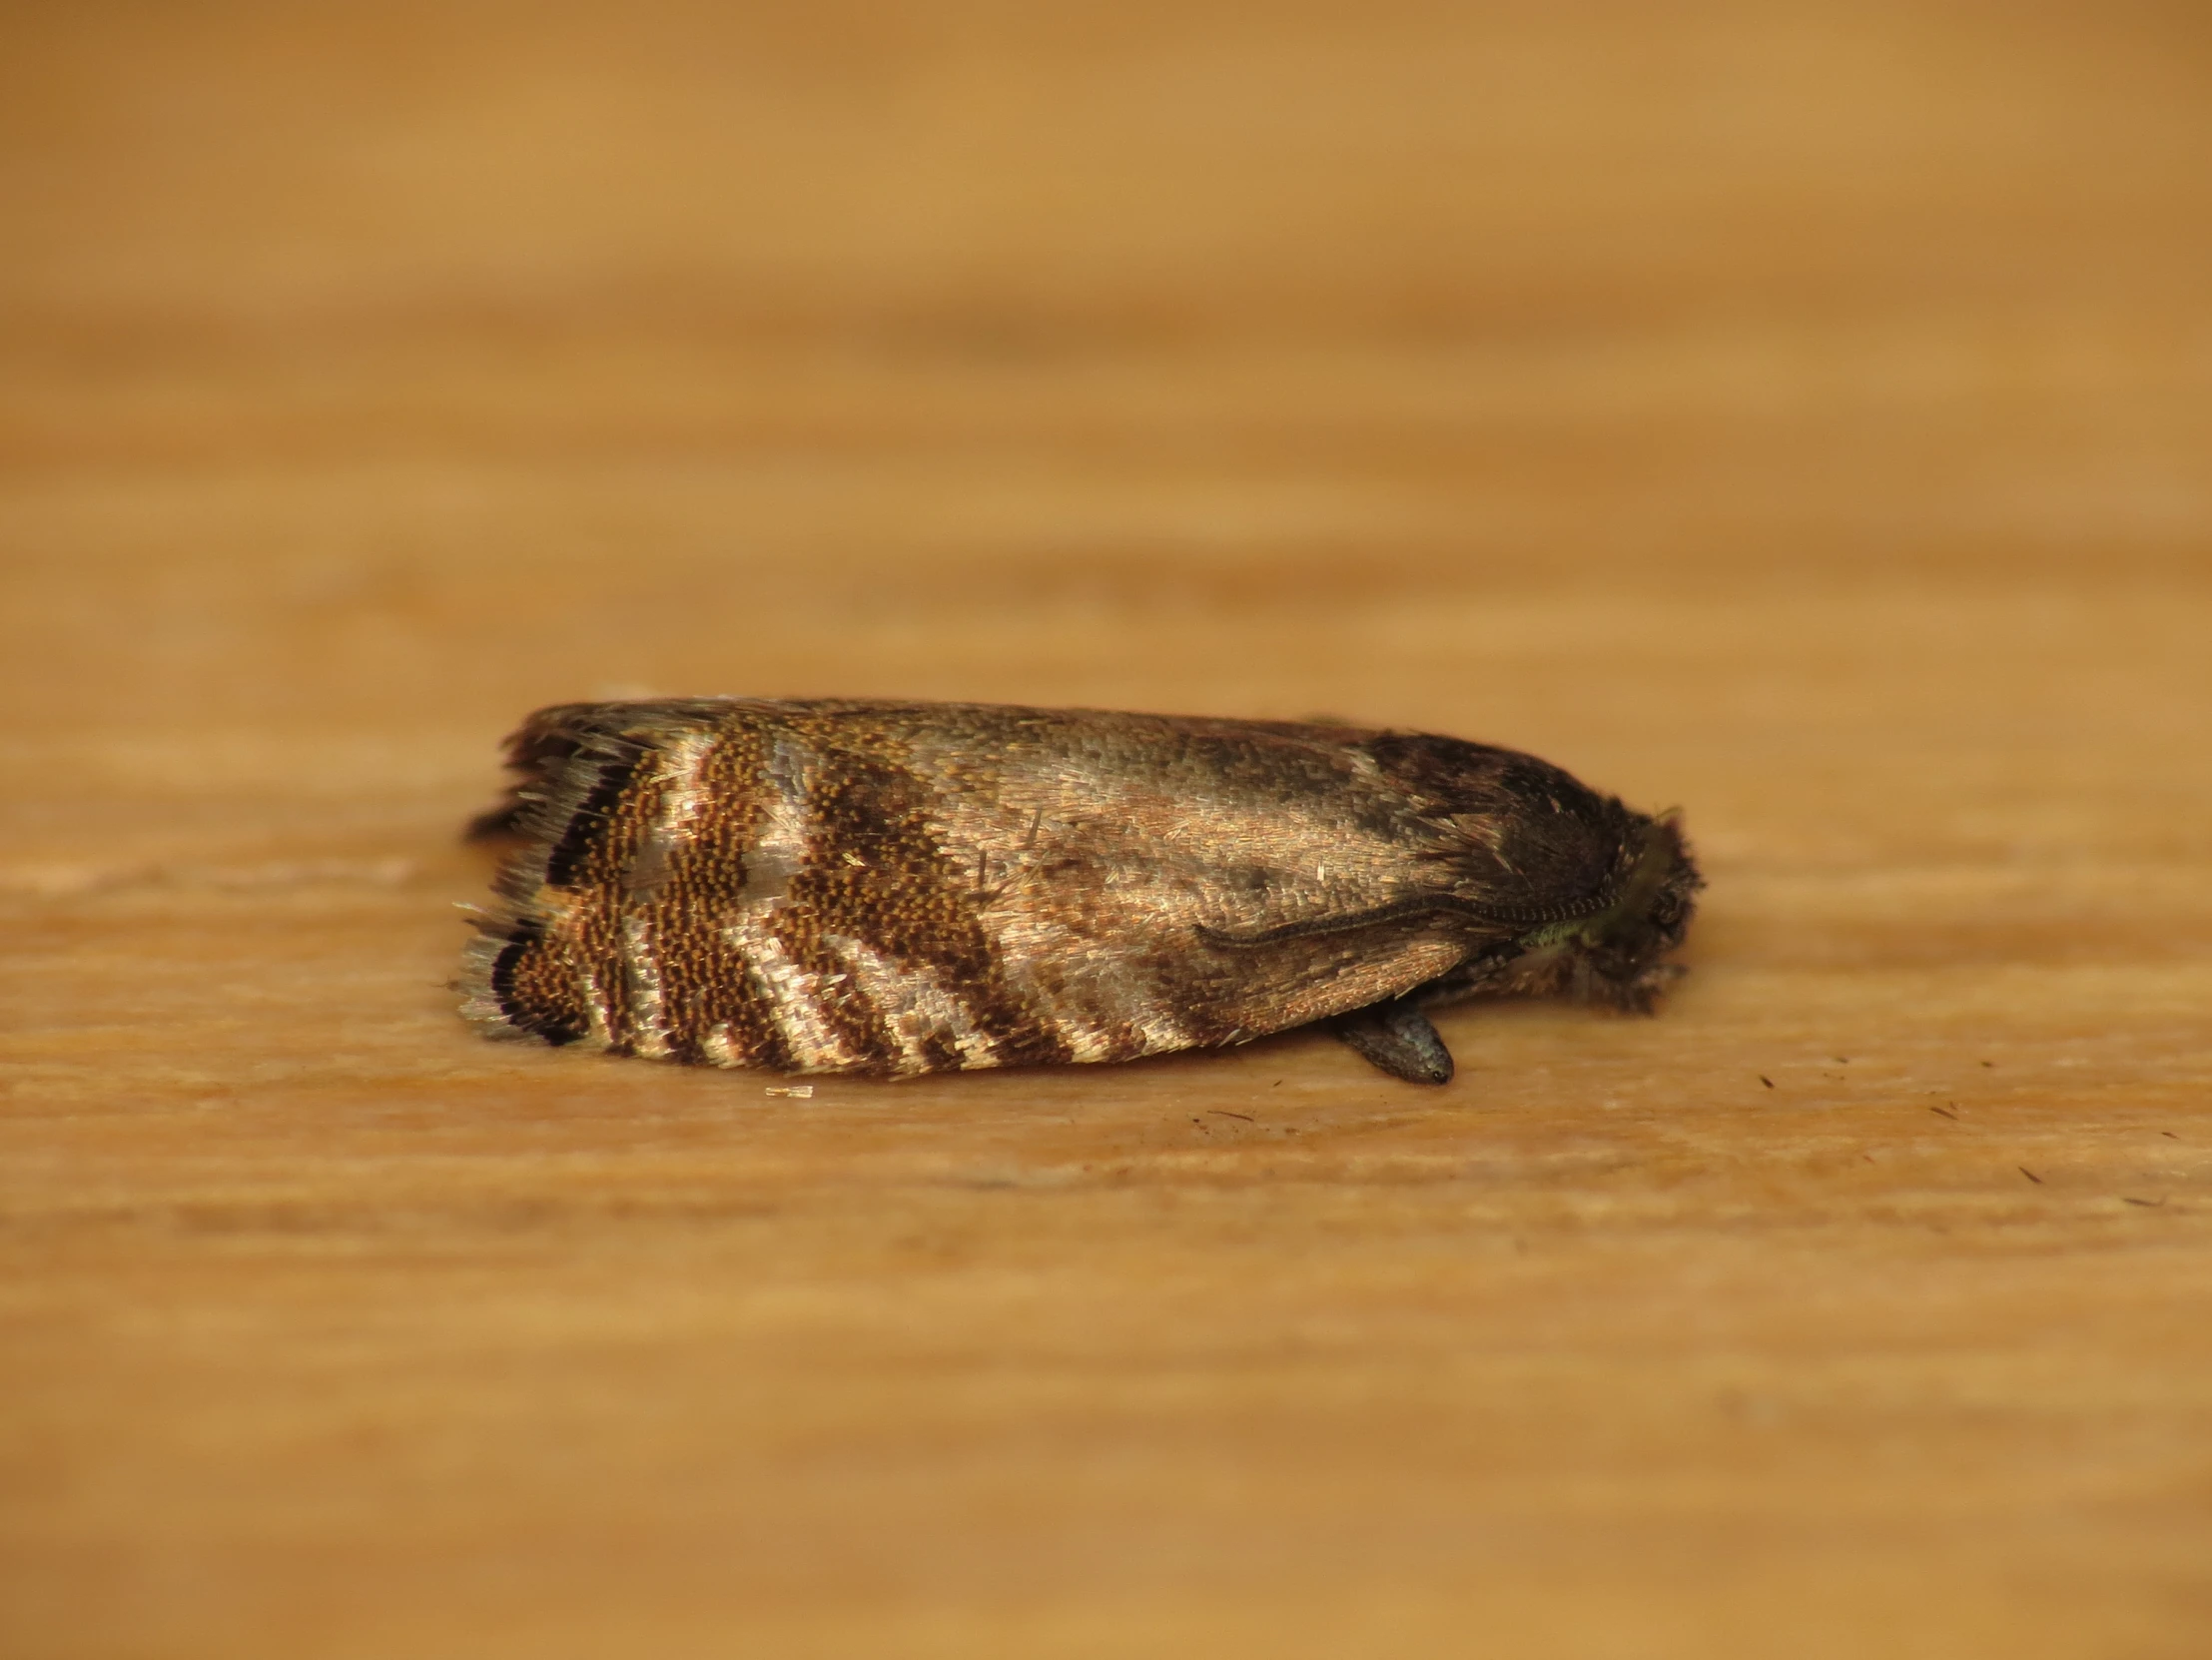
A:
4;3;2210;1655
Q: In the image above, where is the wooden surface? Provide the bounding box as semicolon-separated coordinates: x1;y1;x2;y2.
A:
5;3;2211;1655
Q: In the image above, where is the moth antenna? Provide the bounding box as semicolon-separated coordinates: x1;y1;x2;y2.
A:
1196;888;1610;949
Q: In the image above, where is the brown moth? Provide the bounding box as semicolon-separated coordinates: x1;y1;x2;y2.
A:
460;698;1701;1085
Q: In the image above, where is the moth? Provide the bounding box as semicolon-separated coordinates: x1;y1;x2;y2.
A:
461;698;1701;1085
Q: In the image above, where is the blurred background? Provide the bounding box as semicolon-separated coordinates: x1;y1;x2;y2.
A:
7;2;2207;767
4;3;2211;1656
5;0;2208;880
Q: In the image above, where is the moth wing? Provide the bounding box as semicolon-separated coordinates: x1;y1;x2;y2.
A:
1188;931;1470;1046
972;849;1470;1061
471;697;1482;1075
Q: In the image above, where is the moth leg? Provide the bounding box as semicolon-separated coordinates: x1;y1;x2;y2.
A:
1331;997;1454;1086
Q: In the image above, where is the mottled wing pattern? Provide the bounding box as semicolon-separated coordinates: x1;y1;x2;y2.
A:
463;699;1475;1076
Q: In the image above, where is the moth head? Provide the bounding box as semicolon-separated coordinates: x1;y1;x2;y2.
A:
1506;811;1702;1012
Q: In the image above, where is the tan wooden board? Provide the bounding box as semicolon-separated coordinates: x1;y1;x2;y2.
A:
4;4;2210;1655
